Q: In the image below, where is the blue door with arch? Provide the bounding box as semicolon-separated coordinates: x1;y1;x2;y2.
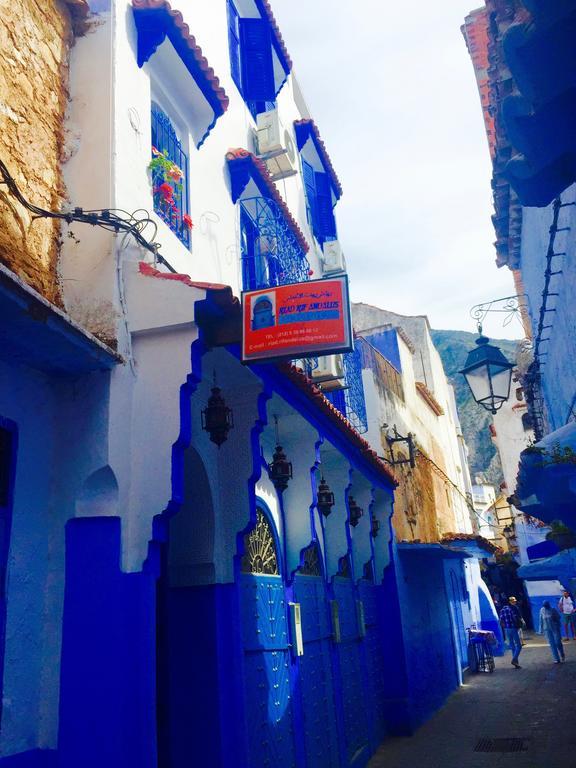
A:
332;556;370;768
293;542;339;768
447;566;468;669
239;506;297;768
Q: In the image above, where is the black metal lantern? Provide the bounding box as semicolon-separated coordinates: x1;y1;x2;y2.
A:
370;516;380;538
201;385;234;447
348;495;363;527
268;416;292;492
460;332;514;414
317;476;335;517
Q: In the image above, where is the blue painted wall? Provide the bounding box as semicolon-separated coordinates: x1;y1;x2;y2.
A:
362;329;402;372
394;548;461;730
59;517;157;768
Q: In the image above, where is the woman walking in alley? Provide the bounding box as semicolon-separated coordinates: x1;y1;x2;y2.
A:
557;590;575;640
540;601;565;663
499;597;523;668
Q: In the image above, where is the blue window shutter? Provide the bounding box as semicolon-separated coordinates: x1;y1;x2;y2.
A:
227;1;241;89
240;18;274;102
302;160;317;234
315;172;336;241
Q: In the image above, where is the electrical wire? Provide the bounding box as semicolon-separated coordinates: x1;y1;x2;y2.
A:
0;158;176;272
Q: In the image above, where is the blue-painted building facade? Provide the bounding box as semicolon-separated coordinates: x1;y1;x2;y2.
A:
0;1;499;766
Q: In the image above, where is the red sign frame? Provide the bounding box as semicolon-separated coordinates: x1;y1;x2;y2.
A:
241;276;353;363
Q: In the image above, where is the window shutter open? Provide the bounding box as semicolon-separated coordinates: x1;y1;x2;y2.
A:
315;172;336;241
302;160;317;234
240;18;275;102
227;1;241;89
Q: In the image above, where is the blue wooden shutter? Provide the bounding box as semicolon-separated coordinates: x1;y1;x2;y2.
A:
240;18;275;102
227;1;241;89
315;172;336;241
302;160;317;234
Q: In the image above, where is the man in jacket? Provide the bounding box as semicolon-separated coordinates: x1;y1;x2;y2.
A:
500;597;522;668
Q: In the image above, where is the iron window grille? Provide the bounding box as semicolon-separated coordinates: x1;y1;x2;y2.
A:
240;196;310;291
326;346;368;433
151;102;190;248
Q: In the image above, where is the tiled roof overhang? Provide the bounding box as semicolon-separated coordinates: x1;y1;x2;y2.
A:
491;0;576;207
294;119;343;199
139;262;396;488
131;0;229;145
255;0;292;74
415;382;444;416
226;148;310;254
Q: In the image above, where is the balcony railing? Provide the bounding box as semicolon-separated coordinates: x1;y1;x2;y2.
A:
326;345;368;434
240;196;310;290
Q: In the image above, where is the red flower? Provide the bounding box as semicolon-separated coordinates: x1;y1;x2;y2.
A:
308;269;314;276
182;213;193;229
151;146;162;156
158;182;173;199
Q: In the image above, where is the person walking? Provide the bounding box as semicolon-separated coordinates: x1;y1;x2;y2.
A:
509;596;526;645
557;590;575;640
499;597;523;668
540;600;565;663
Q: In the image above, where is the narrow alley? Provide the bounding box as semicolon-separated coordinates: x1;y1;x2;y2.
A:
369;636;576;768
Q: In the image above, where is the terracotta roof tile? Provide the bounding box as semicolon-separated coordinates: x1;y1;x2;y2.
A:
258;0;292;71
280;363;398;486
293;119;343;198
226;148;310;254
415;382;445;416
138;262;239;301
131;0;229;115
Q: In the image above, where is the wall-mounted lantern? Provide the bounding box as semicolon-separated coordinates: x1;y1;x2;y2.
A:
269;416;292;492
348;495;363;527
201;378;234;447
460;332;514;415
317;476;335;517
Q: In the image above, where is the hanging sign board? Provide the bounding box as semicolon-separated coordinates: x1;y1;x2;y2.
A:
242;276;353;363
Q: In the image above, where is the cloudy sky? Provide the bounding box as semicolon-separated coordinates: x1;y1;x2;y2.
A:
273;0;520;340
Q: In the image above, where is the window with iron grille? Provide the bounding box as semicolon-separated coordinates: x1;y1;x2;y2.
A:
326;347;368;434
151;101;191;247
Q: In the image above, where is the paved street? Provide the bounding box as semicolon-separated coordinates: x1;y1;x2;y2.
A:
369;634;576;768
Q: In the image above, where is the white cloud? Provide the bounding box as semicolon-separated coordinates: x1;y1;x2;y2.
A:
272;0;519;339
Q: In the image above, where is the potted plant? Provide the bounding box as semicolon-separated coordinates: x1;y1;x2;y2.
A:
148;147;193;232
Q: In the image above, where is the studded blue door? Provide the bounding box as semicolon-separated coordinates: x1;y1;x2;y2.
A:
239;508;296;768
333;575;370;767
293;573;339;768
358;580;387;746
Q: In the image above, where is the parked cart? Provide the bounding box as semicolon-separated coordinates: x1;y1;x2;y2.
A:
468;628;496;673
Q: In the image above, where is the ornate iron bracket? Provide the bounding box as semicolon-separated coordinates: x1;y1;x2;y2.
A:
469;294;527;334
385;426;416;469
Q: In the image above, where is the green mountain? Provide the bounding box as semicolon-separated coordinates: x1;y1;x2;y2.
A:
430;329;519;486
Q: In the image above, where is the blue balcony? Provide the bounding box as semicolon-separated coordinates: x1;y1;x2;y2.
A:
240;196;310;291
325;346;368;434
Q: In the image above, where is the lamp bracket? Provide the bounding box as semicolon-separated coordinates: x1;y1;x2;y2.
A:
385;426;416;469
470;294;526;334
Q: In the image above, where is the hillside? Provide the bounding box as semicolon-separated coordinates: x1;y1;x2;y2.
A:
430;329;519;486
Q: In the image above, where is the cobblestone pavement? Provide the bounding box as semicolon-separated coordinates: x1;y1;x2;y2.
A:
368;634;576;768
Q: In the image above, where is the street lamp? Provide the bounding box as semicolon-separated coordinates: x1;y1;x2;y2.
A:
460;331;515;415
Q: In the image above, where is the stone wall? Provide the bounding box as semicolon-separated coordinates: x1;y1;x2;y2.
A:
0;0;74;304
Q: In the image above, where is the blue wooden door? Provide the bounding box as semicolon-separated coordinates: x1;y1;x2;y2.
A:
358;580;387;746
448;568;468;668
293;571;339;768
333;571;370;767
239;508;296;768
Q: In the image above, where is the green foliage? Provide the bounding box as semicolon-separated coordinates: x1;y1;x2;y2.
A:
430;329;519;484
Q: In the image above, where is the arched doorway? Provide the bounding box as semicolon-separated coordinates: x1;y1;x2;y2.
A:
156;445;216;767
238;505;297;768
293;541;339;768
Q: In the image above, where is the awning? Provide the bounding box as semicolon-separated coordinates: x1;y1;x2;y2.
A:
515;422;576;527
396;542;470;560
293;120;343;200
518;547;576;584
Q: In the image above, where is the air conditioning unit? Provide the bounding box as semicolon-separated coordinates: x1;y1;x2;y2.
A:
311;354;345;391
256;109;297;181
321;240;346;275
